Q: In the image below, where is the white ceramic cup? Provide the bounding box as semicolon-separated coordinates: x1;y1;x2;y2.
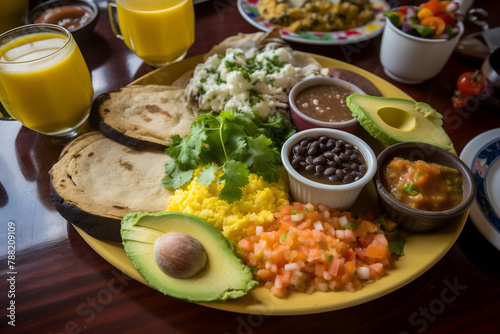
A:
380;18;464;84
281;128;376;211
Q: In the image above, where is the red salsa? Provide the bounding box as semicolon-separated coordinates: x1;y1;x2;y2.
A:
382;157;463;211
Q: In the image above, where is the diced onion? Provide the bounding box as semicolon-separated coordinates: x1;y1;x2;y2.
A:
291;213;303;221
284;263;299;271
313;220;324;230
255;225;263;236
339;216;349;229
358;267;370;280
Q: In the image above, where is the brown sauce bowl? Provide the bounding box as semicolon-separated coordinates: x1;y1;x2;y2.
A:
26;0;98;41
289;77;365;133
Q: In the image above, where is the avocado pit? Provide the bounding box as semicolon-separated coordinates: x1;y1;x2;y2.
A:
153;232;208;279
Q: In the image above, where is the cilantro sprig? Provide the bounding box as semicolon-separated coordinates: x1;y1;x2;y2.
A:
162;110;295;203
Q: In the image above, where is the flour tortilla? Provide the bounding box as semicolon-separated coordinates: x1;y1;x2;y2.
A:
50;132;173;242
90;85;196;150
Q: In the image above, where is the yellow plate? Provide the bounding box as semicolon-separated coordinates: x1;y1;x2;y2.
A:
74;53;467;315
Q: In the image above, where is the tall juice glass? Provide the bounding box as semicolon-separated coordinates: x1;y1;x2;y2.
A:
0;24;94;137
0;0;30;34
108;0;195;67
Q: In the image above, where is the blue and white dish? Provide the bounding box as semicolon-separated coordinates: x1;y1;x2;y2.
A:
460;128;500;251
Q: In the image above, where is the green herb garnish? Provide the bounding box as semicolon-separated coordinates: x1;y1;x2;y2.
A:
404;182;421;196
162;110;292;203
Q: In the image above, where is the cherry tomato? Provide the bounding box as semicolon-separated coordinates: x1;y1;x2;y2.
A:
457;71;485;96
451;90;469;108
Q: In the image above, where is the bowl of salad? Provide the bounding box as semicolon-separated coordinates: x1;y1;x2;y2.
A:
380;0;464;84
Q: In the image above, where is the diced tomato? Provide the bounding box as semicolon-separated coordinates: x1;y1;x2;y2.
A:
420;16;447;36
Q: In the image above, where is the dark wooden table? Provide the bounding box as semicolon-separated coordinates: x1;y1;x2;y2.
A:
1;0;500;333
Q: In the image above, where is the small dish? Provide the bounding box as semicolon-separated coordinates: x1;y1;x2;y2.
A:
281;128;376;211
375;142;475;232
237;0;389;45
26;0;99;41
459;128;500;251
289;77;364;132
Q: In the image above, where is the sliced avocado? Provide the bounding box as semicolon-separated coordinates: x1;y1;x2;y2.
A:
121;211;258;302
347;94;453;150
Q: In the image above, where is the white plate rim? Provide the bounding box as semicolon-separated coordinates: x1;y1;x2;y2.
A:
459;128;500;251
237;0;389;45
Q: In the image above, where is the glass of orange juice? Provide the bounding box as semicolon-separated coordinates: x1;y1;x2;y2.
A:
108;0;195;67
0;24;94;137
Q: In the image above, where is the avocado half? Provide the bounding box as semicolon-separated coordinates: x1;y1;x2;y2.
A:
346;94;453;150
121;211;258;302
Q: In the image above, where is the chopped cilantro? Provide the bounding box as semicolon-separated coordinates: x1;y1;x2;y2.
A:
389;236;406;256
162;110;288;203
404;182;420;196
248;89;264;106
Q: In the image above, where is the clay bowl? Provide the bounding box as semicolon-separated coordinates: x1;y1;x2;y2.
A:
375;142;475;232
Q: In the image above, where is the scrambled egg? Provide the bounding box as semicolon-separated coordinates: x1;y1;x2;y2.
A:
258;0;375;33
167;167;290;244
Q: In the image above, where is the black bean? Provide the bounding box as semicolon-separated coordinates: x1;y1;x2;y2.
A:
345;143;354;150
316;165;325;174
305;156;314;164
323;151;333;160
292;159;301;168
339;152;349;162
305;164;315;172
344;174;354;183
308;147;318;156
326;140;334;150
343;166;353;173
313;156;326;165
344;149;354;157
300;161;308;167
327;160;337;167
314;172;322;178
351;163;359;171
329;175;339;182
324;167;336;176
333;146;342;154
295;155;305;162
319;143;327;152
350;154;361;163
295;145;306;155
300;139;309;147
359;165;367;173
333;154;342;165
318;136;328;143
335;169;345;179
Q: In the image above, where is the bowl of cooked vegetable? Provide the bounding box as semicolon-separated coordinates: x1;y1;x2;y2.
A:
282;128;377;211
374;142;475;232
